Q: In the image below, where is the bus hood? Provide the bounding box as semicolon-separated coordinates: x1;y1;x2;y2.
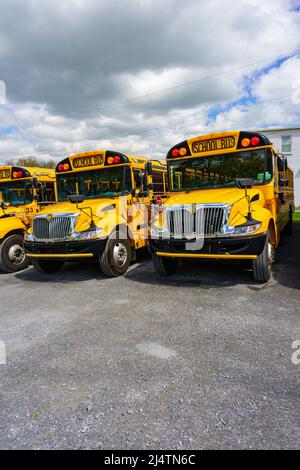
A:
164;187;264;225
32;197;126;233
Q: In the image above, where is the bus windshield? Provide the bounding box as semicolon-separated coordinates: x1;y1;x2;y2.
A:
57;166;132;202
0;179;33;206
168;149;272;191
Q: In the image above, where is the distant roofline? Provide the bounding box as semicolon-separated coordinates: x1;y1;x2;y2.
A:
257;126;300;133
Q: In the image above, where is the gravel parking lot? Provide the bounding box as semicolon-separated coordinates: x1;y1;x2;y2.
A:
0;226;299;450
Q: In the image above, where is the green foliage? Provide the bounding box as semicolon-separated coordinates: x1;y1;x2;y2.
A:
5;156;56;169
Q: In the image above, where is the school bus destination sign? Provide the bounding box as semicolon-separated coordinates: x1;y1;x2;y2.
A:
191;135;235;154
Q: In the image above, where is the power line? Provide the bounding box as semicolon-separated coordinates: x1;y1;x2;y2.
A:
1;48;299;134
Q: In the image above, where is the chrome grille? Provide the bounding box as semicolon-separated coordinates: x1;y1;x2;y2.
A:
32;214;77;241
165;204;228;238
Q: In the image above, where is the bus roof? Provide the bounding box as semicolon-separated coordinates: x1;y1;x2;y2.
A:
0;165;56;182
167;130;273;159
56;150;166;174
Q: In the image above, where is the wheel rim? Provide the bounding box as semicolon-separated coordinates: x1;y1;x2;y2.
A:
8;244;26;266
112;242;128;267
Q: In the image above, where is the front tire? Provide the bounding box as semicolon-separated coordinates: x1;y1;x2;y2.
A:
31;259;64;274
252;232;274;283
152;253;178;276
0;234;30;273
99;231;131;277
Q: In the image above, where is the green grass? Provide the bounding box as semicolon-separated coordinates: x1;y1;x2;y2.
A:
293;211;300;223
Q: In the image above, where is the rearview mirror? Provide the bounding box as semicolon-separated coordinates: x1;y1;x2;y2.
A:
32;177;39;188
68;195;85;204
236;178;254;189
277;156;287;172
278;177;288;187
146;161;153;176
134;172;143;189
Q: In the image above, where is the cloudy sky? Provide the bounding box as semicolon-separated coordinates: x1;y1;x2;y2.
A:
0;0;300;163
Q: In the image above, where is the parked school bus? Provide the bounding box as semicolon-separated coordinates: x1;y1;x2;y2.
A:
25;150;167;276
149;131;294;282
0;165;56;272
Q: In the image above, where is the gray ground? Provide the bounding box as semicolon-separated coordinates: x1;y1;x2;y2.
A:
0;226;299;450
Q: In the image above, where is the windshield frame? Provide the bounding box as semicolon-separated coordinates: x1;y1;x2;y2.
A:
56;165;133;202
167;148;273;192
0;178;34;207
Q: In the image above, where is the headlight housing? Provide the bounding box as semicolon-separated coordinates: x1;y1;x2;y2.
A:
223;222;261;237
69;228;103;241
24;231;34;241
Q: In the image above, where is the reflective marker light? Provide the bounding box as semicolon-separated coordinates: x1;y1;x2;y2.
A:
241;138;251;147
171;149;180;157
251;136;260;146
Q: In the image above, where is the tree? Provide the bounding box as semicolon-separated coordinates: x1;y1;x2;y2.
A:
4;156;56;169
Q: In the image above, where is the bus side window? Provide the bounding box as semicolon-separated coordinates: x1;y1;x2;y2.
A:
152;171;165;194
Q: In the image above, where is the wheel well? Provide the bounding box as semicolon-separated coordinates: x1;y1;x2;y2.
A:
268;219;276;246
3;229;25;241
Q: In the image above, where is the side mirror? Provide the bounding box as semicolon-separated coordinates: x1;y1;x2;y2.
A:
278;156;287;172
278;177;288;187
68;195;85;204
32;177;39;189
134;172;143;189
1;202;8;210
146;161;153;176
236;178;254;189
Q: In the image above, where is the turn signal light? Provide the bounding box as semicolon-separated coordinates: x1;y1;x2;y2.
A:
241;138;251;147
107;156;121;164
12;171;24;179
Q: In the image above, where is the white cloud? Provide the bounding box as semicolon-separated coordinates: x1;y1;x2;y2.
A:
0;0;299;164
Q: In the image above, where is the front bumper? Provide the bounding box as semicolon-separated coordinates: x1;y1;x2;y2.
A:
149;233;267;260
24;238;107;261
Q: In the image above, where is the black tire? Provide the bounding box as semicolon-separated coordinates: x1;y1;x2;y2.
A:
252;232;274;283
0;234;30;273
31;259;64;274
285;209;293;236
152;253;178;276
99;231;131;277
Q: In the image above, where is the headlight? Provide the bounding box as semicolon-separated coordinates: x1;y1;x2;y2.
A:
224;222;261;237
70;228;103;241
151;225;170;238
24;232;34;241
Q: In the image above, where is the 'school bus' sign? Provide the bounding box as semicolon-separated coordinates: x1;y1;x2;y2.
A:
191;136;235;154
72;154;104;169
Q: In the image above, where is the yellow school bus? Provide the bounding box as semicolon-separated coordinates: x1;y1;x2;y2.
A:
149;131;294;282
25;150;167;276
0;165;56;272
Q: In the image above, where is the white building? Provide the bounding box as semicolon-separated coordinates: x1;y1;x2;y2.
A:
258;127;300;206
